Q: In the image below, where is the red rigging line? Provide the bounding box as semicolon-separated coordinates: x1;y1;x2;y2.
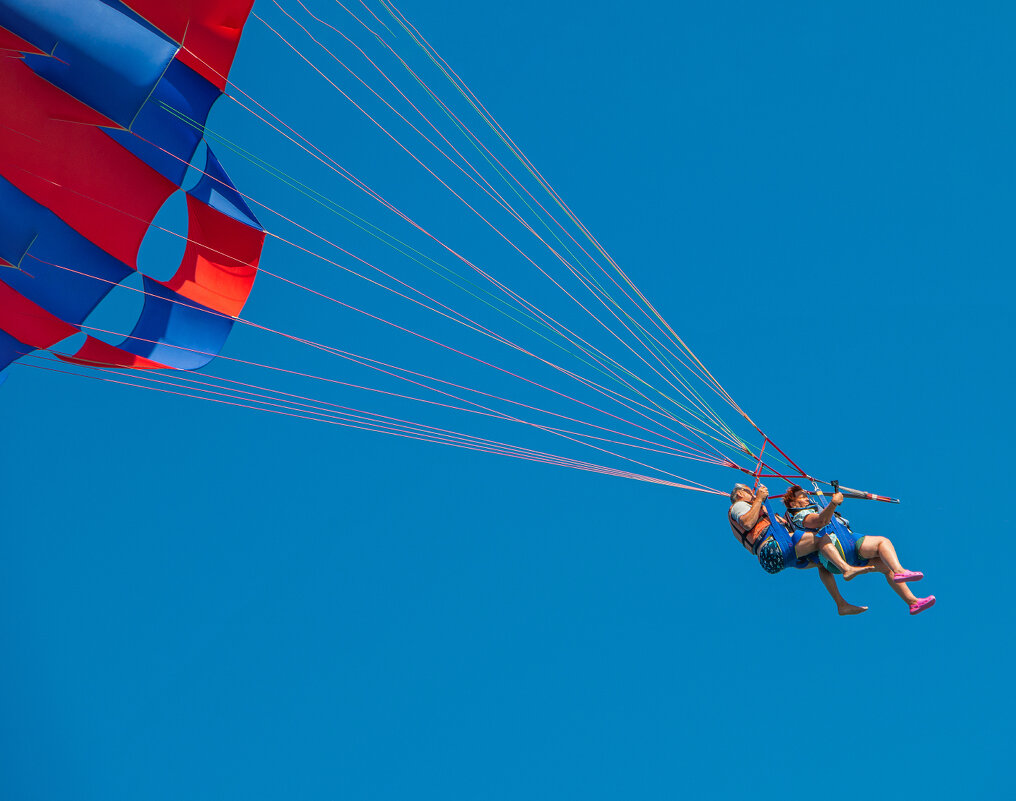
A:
275;0;557;242
20;143;743;461
0;1;891;500
369;0;754;432
750;438;769;491
204;15;732;424
331;0;718;391
24;238;734;477
156;85;717;427
366;22;727;411
17;160;731;469
36;258;725;465
200;80;745;455
21;353;723;493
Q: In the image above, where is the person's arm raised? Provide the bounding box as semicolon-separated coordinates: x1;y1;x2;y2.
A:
738;484;769;529
801;492;844;529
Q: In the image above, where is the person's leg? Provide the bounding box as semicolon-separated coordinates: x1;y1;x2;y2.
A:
857;536;922;583
868;557;924;606
795;533;874;581
816;565;868;615
858;536;902;573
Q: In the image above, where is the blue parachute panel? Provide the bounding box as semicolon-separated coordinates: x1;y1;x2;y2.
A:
0;178;38;267
117;276;235;370
6;0;177;128
0;328;30;372
190;147;262;228
0;177;132;325
105;59;222;185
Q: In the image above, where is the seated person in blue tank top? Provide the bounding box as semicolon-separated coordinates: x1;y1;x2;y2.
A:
728;483;872;615
782;485;936;616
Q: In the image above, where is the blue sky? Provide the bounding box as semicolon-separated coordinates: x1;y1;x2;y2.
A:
1;1;1013;798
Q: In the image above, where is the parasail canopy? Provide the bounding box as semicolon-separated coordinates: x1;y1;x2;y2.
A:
0;0;264;371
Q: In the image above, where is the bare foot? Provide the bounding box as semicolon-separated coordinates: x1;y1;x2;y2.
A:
843;565;876;582
837;603;869;616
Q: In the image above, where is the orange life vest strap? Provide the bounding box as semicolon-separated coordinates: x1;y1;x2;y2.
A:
730;506;771;555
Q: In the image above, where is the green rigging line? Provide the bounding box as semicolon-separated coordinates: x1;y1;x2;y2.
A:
158;100;744;451
228;8;743;437
340;50;739;437
374;2;739;426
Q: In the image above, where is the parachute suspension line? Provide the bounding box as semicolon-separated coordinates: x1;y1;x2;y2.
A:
178;15;768;477
6;1;787;495
79;311;727;471
238;270;728;456
290;1;661;332
21;356;721;492
730;448;815;495
332;0;738;420
290;0;613;277
360;12;729;409
240;288;740;464
123;128;723;448
238;12;739;430
202;57;703;430
741;421;811;485
251;10;610;309
200;95;655;391
20;168;741;466
165;88;701;430
250;342;731;464
30;347;722;475
259;257;738;457
33;77;755;471
186;117;728;438
320;5;768;458
350;0;395;37
369;3;679;330
373;0;754;420
30;250;733;468
70;315;729;485
34;254;727;467
151;99;741;449
157;105;633;384
751;438;768;491
166;124;755;469
246;14;738;432
319;0;721;408
41;338;725;490
270;0;570;255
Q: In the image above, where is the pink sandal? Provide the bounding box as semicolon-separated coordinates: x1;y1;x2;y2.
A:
893;570;924;583
909;596;936;615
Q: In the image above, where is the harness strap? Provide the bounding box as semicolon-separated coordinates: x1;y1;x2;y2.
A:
730;507;771;555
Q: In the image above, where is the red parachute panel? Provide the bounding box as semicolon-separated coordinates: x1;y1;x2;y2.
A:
167;196;265;318
0;281;77;349
0;57;174;268
121;0;255;90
